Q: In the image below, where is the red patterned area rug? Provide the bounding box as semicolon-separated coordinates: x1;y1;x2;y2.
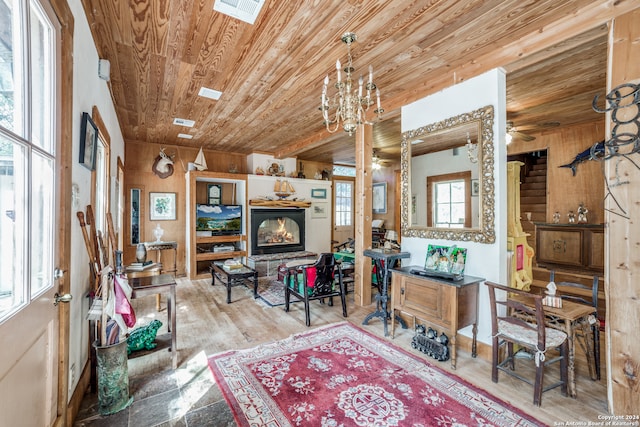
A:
207;322;543;427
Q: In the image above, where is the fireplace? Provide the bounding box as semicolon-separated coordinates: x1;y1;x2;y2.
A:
250;208;305;255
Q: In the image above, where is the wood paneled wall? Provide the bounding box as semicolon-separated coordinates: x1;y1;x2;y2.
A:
508;121;606;224
123;141;247;274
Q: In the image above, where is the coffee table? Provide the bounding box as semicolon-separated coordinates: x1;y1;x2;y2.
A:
211;261;258;304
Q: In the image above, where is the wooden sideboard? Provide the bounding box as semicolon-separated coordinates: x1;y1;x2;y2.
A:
390;267;483;369
535;223;604;273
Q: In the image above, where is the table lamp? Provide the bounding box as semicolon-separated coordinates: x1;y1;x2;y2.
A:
384;230;398;249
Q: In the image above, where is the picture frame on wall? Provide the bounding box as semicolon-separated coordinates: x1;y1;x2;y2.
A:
373;182;387;214
207;184;222;205
79;112;98;170
311;202;328;218
311;188;326;199
150;192;177;220
471;179;479;196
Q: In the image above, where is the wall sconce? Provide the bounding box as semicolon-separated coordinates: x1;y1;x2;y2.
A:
466;132;478;163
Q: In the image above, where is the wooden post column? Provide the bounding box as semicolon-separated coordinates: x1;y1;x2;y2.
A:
354;123;373;306
606;8;640;415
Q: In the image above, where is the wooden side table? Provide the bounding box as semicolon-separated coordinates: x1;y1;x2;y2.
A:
129;274;178;369
126;264;162;310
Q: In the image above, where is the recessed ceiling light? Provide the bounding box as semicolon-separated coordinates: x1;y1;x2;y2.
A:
178;133;193;139
213;0;265;25
198;87;223;100
173;118;195;127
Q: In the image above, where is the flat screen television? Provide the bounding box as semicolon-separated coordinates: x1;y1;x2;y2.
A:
195;204;242;235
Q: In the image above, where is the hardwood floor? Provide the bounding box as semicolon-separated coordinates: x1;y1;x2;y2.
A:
75;276;608;426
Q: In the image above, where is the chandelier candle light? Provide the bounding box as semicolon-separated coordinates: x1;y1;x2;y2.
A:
321;32;383;135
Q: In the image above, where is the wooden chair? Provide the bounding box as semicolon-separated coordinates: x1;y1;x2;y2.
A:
550;270;601;380
486;281;568;406
284;253;347;326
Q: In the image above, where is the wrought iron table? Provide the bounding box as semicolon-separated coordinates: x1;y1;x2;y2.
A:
362;248;410;336
211;261;258;304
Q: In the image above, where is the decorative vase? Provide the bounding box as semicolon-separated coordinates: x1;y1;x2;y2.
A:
153;224;164;242
135;243;147;263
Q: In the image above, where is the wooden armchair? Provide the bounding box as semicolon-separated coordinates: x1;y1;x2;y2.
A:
284;253;347;326
486;281;568;406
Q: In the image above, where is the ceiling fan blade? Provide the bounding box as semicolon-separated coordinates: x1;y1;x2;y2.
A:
512;130;536;142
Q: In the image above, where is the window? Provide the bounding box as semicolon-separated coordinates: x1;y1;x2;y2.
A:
426;171;471;228
434;180;466;228
335;181;353;226
0;0;57;321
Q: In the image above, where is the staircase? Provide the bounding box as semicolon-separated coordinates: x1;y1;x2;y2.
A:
519;155;547;255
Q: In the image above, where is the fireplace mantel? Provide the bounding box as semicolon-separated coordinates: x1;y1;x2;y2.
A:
249;199;311;208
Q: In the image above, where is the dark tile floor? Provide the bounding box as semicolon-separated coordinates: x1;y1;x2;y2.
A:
73;353;236;427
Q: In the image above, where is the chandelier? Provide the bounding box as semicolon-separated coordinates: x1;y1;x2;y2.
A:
321;32;384;135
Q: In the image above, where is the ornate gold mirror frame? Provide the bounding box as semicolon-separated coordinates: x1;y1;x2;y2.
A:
400;104;495;243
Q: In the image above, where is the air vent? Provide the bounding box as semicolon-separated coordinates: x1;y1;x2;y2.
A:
173;118;195;128
199;87;223;100
213;0;265;25
177;133;193;139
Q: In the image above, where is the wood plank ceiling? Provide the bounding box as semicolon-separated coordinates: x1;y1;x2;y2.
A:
81;1;632;166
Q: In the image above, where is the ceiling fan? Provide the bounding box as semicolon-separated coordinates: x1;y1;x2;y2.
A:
506;121;536;142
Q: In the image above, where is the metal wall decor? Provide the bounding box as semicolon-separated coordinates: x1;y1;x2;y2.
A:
591;82;640;219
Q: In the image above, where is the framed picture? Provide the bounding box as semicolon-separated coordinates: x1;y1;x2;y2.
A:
471;179;479;196
311;202;328;218
373;182;387;214
150;192;176;220
207;184;222;205
311;188;326;199
79;112;98;170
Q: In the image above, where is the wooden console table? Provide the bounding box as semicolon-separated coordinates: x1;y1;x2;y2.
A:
129;274;178;369
390;267;483;369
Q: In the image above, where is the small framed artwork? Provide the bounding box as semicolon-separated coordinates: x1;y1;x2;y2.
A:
79;112;98;170
150;192;177;220
311;188;326;199
311;202;328;218
471;179;479;196
207;184;222;205
373;182;387;214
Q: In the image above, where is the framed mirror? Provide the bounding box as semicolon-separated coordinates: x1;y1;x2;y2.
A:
129;187;144;245
400;105;495;243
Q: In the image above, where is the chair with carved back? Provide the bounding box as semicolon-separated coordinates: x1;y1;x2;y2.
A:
284;253;347;326
549;270;601;380
486;281;568;406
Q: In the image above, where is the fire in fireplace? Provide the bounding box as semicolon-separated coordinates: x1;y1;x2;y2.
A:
250;208;305;255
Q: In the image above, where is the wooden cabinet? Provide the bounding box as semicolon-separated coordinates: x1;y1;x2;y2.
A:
186;171;248;279
535;223;604;273
390;267;483;369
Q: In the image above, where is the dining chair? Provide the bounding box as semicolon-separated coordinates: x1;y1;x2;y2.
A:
486;281;568;406
284;253;347;326
549;270;601;380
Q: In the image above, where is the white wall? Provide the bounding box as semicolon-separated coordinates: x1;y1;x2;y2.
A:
401;68;507;345
247;175;333;255
67;0;126;399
